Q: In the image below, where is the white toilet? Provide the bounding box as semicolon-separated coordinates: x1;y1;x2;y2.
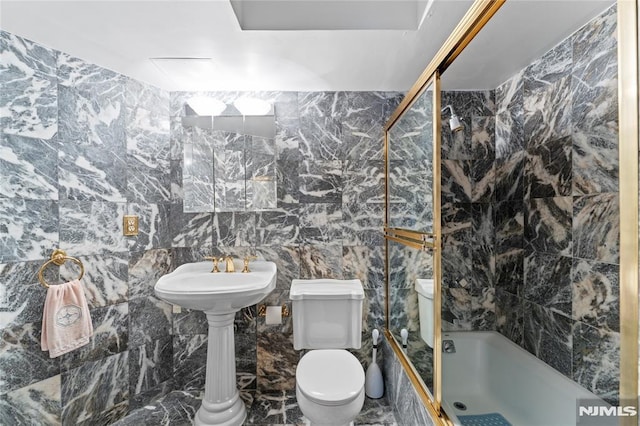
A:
290;279;366;426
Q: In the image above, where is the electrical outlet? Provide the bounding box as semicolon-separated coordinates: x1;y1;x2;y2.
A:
123;215;139;236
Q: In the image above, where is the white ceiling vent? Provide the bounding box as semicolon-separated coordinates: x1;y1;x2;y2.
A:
230;0;433;31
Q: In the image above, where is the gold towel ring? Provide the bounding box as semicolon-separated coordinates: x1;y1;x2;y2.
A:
38;249;84;289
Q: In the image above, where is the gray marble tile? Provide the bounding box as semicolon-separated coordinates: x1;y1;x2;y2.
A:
524;196;572;256
59;200;127;255
173;334;207;391
125;78;170;117
495;70;525;159
128;249;171;299
523;75;572;149
0;321;60;394
343;202;385;246
126;202;172;252
441;287;495;331
494;247;524;296
441;202;471;246
212;211;256;247
523;301;572;377
128;379;174;411
471;116;495;160
343;160;385;205
298;116;343;161
495;289;524;346
299;203;342;244
57;52;122;90
494;151;525;203
0;198;58;263
0;30;57;76
525;135;572;198
572;258;619;332
441;118;472;161
494;200;524;252
363;287;386;332
112;389;201;426
0;134;58;199
524;37;572;91
59;302;129;372
255;206;300;246
129;336;173;400
0;260;51;329
388;159;432;230
255;246;300;291
0;374;61;426
442;90;496;118
300;244;344;279
343;117;384;162
523;251;572;316
59;252;128;309
573;193;619;264
343;245;384;290
471;158;495;203
441;160;472;204
572;321;619;405
173;308;207;336
169;203;213;248
299;160;342;203
170;159;184;202
74;400;129;426
61;351;129;425
129;297;172;348
276;157;300;205
441;243;472;289
245;390;303;424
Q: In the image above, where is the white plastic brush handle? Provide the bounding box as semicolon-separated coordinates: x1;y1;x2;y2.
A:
401;328;408;346
372;329;379;363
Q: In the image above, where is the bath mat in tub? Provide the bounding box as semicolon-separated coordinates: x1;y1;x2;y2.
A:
458;413;512;426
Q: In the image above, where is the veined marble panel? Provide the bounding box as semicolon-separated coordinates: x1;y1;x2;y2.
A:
125;78;170;117
57;52;122;90
112;389;201;426
61;351;129;425
255;246;300;290
388;159;432;230
495;70;525;159
60;252;128;309
494;247;524;296
523;76;572;149
59;200;127;255
0;374;61;426
342;202;385;246
363;287;386;331
0;321;60;394
442;202;471;247
525;135;572;198
255;206;300;246
494;151;525;203
129;297;172;348
524;196;572;256
442;90;496;118
57;70;127;202
172;308;207;336
129;336;173;399
275;125;301;162
59;302;129;372
213;211;256;247
0;261;51;329
300;244;343;279
523;301;572;377
276;157;300;205
441;287;495;331
573;193;619;263
0;32;58;140
442;159;472;204
128;379;174;411
169;203;213;248
572;258;619;332
441;119;472;160
342;245;384;290
170;160;183;202
173;334;207;391
343;117;384;161
495;289;524;346
389;287;419;337
299;203;342;244
472;157;495;203
297;91;348;120
246;136;276;180
126;203;171;252
128;249;171;300
246;179;277;210
342;160;385;205
0;134;58;199
572;321;619;405
441;243;472;289
524;38;572;91
471;116;496;160
0;198;58;262
299;160;342;203
494;200;524;252
523;251;572;317
298;116;343;160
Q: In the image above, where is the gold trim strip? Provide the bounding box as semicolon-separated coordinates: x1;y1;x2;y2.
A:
385;234;429;251
432;71;443;413
617;0;639;423
385;227;434;241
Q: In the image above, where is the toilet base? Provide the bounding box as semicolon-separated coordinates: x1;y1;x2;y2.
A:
297;386;364;426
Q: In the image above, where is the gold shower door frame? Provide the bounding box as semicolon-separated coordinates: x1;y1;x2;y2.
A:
382;0;639;424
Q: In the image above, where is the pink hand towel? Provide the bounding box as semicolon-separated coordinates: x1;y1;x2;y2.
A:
41;279;93;358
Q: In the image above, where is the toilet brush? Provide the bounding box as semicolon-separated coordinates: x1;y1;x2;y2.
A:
365;329;384;399
401;328;408;354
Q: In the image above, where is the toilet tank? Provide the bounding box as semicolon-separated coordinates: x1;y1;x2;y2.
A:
290;279;364;350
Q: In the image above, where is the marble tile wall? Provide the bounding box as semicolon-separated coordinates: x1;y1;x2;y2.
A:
0;29;397;424
441;4;620;405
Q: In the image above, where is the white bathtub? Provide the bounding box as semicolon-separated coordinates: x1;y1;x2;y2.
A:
442;331;614;426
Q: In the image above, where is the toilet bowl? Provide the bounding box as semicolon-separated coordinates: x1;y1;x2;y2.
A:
296;349;365;426
290;279;366;426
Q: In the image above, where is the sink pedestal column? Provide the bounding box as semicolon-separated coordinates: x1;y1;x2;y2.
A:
195;312;246;426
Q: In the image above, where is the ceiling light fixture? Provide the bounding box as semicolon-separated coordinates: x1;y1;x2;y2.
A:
233;97;272;116
187;96;227;116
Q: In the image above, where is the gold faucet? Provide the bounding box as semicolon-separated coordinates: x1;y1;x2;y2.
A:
224;255;235;273
242;255;257;273
204;256;221;273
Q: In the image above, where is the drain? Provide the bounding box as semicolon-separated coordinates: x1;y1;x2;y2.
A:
453;402;467;411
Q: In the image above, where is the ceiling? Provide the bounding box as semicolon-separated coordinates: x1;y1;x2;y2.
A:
0;0;616;93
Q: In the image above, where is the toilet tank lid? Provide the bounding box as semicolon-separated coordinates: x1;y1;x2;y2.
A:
290;279;364;300
415;279;434;297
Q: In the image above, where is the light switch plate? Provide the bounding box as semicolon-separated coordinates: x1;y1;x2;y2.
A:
123;215;139;236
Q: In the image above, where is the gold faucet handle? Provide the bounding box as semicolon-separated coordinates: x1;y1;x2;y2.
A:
242;255;258;273
224;255;236;273
204;256;221;273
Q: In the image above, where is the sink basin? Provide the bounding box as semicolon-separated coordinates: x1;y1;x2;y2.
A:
154;260;277;425
154;260;276;313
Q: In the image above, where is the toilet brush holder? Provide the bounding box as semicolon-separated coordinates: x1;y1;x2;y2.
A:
365;329;384;399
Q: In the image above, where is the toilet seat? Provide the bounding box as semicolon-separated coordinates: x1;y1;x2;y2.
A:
296;349;365;406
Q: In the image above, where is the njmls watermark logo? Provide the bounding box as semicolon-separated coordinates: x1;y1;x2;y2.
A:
576;399;638;425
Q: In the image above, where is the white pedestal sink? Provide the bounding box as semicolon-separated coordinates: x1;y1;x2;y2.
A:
155;260;277;426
